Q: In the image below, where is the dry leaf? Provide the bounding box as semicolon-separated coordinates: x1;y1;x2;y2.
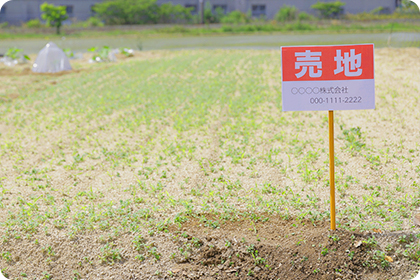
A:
385;256;393;262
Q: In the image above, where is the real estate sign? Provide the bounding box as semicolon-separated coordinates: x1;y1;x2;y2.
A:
281;44;375;112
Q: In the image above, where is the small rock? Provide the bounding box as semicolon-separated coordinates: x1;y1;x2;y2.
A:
413;208;420;226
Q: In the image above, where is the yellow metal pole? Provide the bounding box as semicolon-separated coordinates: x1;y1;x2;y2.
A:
329;110;336;230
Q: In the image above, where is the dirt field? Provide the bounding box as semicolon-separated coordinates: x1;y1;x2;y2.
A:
0;48;419;279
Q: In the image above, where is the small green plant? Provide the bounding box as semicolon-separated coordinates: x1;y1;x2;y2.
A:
63;48;75;58
135;254;146;261
191;237;203;248
1;251;12;262
246;244;266;265
41;245;56;256
119;47;134;57
5;48;29;60
42;272;53;280
329;234;340;242
398;234;415;244
246;244;256;254
88;46;113;62
99;243;122;264
321;247;328;256
148;246;161;261
133;234;146;252
371;250;390;268
363;236;378;249
348;250;355;260
339;126;365;153
72;270;81;280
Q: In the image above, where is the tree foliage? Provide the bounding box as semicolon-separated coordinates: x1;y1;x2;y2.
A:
40;2;68;34
397;0;420;13
93;0;192;25
311;1;345;18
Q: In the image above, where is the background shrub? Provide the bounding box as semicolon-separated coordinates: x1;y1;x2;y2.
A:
220;10;250;24
24;19;44;28
157;2;192;23
93;0;193;25
311;1;345;18
297;12;315;21
275;5;298;22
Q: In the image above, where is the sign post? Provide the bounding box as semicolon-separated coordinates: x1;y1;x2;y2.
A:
329;110;335;230
281;44;375;230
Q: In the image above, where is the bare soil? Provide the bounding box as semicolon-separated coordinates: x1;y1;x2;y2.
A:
2;216;419;279
170;216;419;280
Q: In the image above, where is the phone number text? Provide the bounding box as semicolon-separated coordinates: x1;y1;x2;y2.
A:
310;96;362;104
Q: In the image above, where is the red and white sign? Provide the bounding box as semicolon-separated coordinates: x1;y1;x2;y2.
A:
281;44;375;111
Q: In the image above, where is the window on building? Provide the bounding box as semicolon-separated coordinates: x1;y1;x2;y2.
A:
396;0;402;8
213;4;227;14
0;6;6;15
66;5;73;16
185;4;198;15
251;5;266;17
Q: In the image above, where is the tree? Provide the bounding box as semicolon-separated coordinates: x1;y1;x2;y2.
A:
311;1;345;18
40;2;68;34
397;0;419;13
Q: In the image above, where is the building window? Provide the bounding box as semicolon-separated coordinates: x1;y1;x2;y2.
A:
213;4;227;14
396;0;402;7
66;5;73;16
251;5;266;17
0;6;6;15
185;4;197;15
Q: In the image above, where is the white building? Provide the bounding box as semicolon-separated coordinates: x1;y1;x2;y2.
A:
0;0;401;25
